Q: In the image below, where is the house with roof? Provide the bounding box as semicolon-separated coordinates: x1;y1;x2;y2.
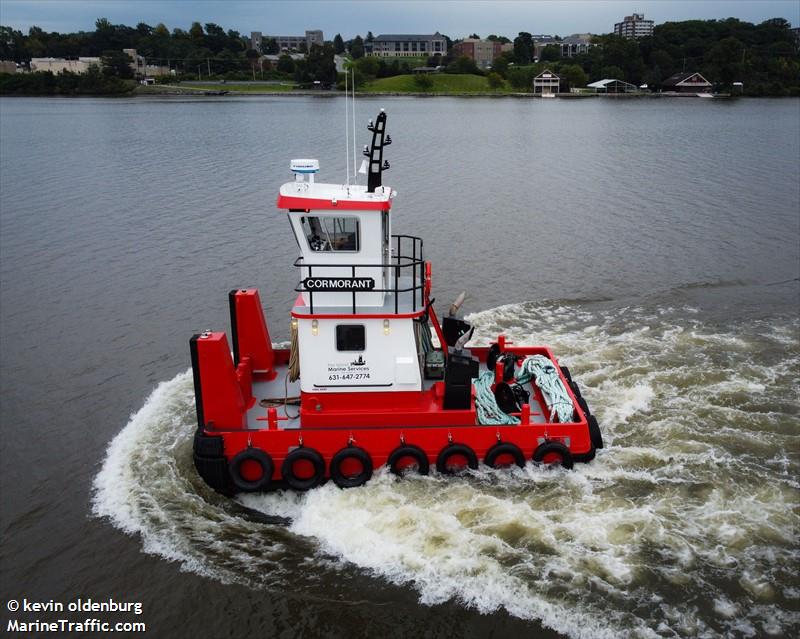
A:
533;69;561;95
586;78;639;94
369;33;447;57
662;72;712;93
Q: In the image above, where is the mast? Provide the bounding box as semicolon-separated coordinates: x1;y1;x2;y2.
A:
364;109;392;193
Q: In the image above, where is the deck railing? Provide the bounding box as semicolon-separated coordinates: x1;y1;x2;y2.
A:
294;234;425;314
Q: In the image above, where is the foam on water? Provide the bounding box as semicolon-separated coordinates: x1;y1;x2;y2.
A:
93;302;800;638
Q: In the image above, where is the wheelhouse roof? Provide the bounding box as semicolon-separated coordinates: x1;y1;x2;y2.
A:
277;182;393;211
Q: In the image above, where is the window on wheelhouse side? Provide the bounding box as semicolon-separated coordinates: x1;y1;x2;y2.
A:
336;324;366;351
301;216;360;252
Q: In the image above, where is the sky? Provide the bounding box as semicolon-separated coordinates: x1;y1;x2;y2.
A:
1;0;798;39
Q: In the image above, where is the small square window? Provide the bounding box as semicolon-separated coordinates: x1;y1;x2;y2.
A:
336;325;365;351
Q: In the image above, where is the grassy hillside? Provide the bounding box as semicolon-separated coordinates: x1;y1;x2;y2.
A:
362;74;510;94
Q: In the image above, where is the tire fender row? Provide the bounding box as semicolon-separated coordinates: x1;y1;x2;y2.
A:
227;438;579;493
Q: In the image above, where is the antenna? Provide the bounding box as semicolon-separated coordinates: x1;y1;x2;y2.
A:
352;71;357;181
344;69;350;184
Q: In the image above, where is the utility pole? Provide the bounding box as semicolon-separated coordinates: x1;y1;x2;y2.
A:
207;58;211;79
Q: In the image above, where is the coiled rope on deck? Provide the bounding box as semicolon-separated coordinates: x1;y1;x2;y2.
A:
474;355;574;425
474;370;519;425
515;355;574;423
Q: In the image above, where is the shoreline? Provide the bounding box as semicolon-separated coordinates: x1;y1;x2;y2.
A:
0;84;761;99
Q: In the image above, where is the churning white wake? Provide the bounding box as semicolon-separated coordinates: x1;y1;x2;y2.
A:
93;302;800;639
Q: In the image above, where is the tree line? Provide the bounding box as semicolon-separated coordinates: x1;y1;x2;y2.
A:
0;17;797;95
498;18;798;95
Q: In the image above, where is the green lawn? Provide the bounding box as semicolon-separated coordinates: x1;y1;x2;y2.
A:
362;73;511;94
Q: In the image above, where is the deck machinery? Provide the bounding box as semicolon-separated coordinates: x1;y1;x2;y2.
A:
191;110;603;493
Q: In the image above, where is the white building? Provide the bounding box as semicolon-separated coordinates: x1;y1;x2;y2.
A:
614;13;654;39
559;34;598;57
29;57;101;74
251;30;324;53
369;33;447;57
533;69;561;95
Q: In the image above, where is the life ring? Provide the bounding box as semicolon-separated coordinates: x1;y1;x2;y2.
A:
532;441;574;469
281;447;325;491
228;449;274;492
484;442;525;469
588;415;604;450
436;443;478;475
387;444;430;476
330;446;373;488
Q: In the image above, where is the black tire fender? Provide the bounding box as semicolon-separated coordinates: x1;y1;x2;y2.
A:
588;415;604;450
330;446;373;488
484;442;525;469
281;447;325;491
577;395;591;419
436;443;478;475
560;365;572;383
532;441;574;469
387;444;430;476
228;449;274;492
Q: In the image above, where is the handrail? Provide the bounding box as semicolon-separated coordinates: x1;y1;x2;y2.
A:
294;234;425;314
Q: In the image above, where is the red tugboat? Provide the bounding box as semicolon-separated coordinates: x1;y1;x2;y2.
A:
191;110;603;493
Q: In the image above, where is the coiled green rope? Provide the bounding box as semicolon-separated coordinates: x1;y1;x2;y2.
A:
473;355;574;425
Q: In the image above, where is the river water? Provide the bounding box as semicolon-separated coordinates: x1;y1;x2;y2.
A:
1;95;798;638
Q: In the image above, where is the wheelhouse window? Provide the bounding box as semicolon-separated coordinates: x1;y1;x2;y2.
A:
301;216;360;252
336;325;365;351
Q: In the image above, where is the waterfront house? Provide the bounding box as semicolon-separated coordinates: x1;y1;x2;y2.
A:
533;69;561;95
662;72;713;93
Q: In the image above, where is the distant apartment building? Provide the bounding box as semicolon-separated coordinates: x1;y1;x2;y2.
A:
369;33;447;57
559;34;597;57
532;35;556;61
251;30;324;53
452;38;510;69
614;13;654;39
29;57;100;74
0;60;18;73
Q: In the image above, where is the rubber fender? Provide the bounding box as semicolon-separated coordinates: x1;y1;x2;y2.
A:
387;444;430;476
281;447;326;491
532;441;574;469
436;443;479;474
484;442;525;469
588;415;604;450
330;446;373;488
228;449;274;492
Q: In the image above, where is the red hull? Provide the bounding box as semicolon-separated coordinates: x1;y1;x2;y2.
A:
191;290;600;493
